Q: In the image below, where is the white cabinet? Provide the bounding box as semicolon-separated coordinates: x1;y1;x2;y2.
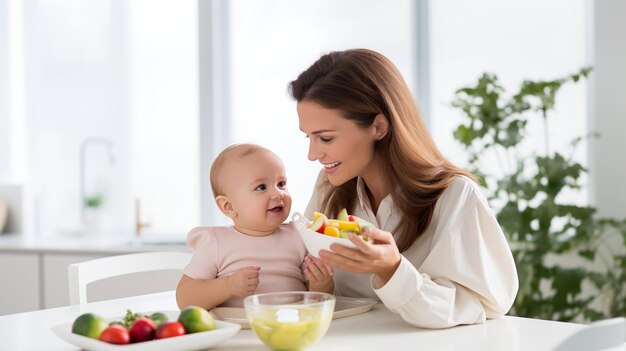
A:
0;253;40;315
42;253;107;308
1;249;186;315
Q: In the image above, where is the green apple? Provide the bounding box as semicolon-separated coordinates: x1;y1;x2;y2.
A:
178;306;216;333
337;208;349;221
72;313;109;339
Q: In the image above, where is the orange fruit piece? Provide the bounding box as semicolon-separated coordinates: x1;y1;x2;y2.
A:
323;226;340;237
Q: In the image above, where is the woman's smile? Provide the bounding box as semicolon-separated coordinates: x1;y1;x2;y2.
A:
323;161;341;173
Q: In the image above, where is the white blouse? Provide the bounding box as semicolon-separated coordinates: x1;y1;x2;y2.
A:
304;173;519;328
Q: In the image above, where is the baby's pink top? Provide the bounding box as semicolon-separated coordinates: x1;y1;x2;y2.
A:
183;222;307;307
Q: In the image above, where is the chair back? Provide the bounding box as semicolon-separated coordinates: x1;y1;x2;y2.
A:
68;251;191;305
553;317;626;351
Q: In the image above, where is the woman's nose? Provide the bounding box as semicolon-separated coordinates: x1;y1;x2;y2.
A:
308;141;321;161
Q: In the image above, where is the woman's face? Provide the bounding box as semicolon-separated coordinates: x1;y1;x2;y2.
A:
297;101;380;186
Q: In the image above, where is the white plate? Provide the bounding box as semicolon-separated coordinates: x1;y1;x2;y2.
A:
51;311;241;351
333;296;378;319
210;308;250;329
292;212;357;257
210;296;377;329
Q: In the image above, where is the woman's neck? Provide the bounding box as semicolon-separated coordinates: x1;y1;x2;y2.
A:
361;161;390;214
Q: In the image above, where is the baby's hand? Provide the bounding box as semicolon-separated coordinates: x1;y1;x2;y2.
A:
304;254;334;293
228;266;260;297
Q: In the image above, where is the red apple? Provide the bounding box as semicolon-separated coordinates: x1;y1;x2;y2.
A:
309;216;327;233
129;317;156;343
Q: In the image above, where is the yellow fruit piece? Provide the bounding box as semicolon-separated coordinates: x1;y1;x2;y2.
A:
337;220;360;233
278;321;309;334
323;226;340;237
313;211;325;221
267;325;310;350
249;311;332;351
250;319;314;351
250;320;275;342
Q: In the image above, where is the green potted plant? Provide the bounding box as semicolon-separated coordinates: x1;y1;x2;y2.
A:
450;69;626;321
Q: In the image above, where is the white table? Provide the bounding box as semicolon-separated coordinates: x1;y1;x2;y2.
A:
0;290;588;351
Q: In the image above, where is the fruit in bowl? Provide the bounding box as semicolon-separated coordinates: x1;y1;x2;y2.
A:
70;306;217;344
244;292;335;351
293;209;376;257
307;208;373;240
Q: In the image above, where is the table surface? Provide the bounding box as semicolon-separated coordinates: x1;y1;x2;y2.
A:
0;290;590;351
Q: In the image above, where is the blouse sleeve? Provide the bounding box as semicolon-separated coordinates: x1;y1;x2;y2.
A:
372;178;519;328
182;227;219;280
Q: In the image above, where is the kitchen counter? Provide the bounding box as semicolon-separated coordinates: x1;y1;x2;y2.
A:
0;233;189;315
0;233;188;254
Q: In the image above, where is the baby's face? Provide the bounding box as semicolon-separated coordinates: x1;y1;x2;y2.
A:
220;150;291;235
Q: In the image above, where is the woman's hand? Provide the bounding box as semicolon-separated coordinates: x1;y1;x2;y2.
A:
319;227;401;284
303;253;334;293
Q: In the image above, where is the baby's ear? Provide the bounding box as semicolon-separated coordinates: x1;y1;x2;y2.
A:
215;195;236;218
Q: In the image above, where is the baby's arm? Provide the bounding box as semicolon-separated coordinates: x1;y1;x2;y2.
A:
176;266;260;310
304;254;334;294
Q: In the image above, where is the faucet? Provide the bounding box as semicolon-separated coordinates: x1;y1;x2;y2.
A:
80;138;115;228
135;198;150;237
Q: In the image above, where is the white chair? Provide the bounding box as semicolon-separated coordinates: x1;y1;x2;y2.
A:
68;251;192;305
553;317;626;351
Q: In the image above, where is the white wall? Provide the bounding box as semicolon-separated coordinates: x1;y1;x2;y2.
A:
0;0;10;181
590;0;626;218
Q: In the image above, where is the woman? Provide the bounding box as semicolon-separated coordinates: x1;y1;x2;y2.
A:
291;49;518;329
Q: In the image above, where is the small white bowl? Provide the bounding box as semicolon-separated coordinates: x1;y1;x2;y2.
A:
292;212;357;257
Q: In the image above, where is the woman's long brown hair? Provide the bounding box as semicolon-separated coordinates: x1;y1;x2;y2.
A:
289;49;474;252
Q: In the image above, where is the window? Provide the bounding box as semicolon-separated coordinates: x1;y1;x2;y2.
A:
126;0;199;235
4;0;199;238
429;0;589;203
217;0;419;224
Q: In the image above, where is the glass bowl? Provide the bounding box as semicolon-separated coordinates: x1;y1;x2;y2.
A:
243;292;335;351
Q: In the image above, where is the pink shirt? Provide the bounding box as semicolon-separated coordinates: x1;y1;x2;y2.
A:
183;222;307;307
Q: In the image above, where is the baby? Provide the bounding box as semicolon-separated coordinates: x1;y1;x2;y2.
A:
176;143;330;309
